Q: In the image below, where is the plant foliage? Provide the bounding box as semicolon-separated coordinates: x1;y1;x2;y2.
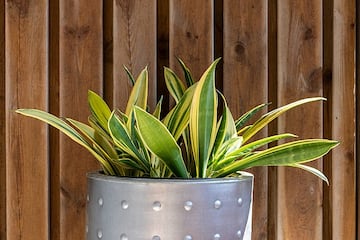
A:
16;59;339;181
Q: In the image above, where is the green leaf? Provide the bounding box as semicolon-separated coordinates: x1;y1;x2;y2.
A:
238;125;252;135
88;90;112;132
177;58;194;87
211;136;243;168
214;133;296;170
164;67;186;103
134;107;189;178
125;67;148;115
190;58;220;177
289;163;329;184
88;115;112;141
163;84;197;140
225;133;297;160
235;103;269;131
123;65;135;86
16;109;115;175
108;111;150;172
68;118;124;175
117;157;146;172
212;93;237;158
153;96;163;119
215;139;339;177
242;97;326;143
67;118;117;160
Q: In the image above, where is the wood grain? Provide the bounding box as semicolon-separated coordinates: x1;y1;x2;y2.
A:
5;0;49;239
59;1;103;238
113;0;157;111
169;0;213;81
0;1;5;239
223;1;268;239
331;0;356;238
277;1;323;239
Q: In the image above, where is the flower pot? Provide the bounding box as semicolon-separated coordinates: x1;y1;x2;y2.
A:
86;172;253;240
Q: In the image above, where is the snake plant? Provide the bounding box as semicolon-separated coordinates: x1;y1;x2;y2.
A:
16;59;338;181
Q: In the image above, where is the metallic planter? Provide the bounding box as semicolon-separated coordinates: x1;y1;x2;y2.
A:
86;172;253;240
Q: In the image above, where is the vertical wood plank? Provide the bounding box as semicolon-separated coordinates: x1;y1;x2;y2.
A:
103;0;113;108
214;0;223;91
0;0;5;239
5;0;49;239
332;0;356;239
322;0;333;239
49;0;60;239
357;0;360;238
277;1;323;239
59;1;103;238
267;0;278;239
157;0;170;113
113;0;157;111
223;1;268;239
169;0;213;81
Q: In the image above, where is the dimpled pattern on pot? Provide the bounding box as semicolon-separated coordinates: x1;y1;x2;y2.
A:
86;172;253;240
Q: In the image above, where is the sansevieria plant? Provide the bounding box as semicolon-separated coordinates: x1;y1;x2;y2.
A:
16;59;338;182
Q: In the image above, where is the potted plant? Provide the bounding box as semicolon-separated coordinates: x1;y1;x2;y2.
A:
16;59;338;240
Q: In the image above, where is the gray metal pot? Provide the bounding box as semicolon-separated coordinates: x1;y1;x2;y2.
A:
86;172;253;240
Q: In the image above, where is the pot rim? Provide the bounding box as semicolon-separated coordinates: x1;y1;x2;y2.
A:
87;171;253;185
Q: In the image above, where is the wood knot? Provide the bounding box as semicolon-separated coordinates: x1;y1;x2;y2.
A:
234;41;246;63
304;27;315;40
186;31;199;40
64;25;91;40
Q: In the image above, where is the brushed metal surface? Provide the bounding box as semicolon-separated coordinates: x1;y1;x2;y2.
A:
86;172;253;240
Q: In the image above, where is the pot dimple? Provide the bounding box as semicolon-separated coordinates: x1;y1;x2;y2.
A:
184;235;192;240
97;197;103;207
96;229;102;239
184;200;193;211
238;197;243;206
121;200;129;210
119;233;128;240
214;199;222;209
152;201;162;211
213;233;221;239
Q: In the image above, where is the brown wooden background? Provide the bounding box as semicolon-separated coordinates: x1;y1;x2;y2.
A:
0;0;358;239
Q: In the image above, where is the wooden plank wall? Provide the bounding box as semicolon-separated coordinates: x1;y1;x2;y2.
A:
4;1;49;240
58;1;103;239
277;1;324;239
331;1;356;239
0;1;357;239
223;1;269;238
0;0;5;239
